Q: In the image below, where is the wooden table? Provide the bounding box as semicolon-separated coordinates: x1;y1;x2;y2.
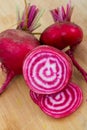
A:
0;0;87;130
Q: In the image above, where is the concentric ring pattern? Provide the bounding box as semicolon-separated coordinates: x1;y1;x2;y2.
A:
23;46;72;94
39;82;83;118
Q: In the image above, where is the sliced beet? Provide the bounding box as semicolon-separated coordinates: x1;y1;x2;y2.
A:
23;45;72;94
30;90;40;105
39;82;83;118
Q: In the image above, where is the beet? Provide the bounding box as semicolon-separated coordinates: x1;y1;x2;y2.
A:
40;22;83;50
30;82;83;118
40;1;87;82
40;1;83;49
0;3;42;94
39;82;83;118
23;45;73;94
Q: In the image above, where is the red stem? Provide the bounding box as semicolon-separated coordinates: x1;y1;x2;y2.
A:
66;49;87;82
0;71;15;94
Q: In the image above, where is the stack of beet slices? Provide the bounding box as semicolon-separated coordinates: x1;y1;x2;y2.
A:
23;45;83;118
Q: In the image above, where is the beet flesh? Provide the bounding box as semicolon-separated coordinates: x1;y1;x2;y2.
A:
38;82;83;118
30;82;83;118
23;45;73;94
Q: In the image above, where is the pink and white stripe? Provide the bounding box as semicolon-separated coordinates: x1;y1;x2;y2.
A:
39;82;83;118
23;46;72;94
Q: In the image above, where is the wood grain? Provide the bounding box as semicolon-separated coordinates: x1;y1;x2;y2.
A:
0;0;87;130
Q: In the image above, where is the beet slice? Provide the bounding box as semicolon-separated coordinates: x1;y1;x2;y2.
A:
38;82;83;118
23;45;72;94
30;90;40;105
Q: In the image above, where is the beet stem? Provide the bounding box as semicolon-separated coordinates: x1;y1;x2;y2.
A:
0;71;15;94
66;49;87;82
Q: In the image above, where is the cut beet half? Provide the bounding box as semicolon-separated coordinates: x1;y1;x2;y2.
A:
23;45;72;94
39;82;83;118
30;90;40;105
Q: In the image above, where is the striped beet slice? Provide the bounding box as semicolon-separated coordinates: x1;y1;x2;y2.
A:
23;45;72;94
39;82;83;118
30;90;40;105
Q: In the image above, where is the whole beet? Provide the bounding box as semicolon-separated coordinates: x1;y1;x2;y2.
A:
40;22;83;50
0;3;42;94
40;1;87;82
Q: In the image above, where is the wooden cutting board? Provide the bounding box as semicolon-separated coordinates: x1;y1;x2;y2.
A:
0;0;87;130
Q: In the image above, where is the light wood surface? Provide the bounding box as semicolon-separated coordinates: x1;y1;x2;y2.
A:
0;0;87;130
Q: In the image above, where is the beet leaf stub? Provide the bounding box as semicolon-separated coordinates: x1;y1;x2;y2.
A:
17;3;43;32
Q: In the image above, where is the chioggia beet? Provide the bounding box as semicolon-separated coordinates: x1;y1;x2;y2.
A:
0;2;43;94
40;1;87;82
23;45;73;94
30;82;83;118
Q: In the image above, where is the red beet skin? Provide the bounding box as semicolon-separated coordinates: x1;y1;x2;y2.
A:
40;22;83;50
23;45;73;94
0;29;39;74
38;82;83;118
0;3;43;94
0;29;40;94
